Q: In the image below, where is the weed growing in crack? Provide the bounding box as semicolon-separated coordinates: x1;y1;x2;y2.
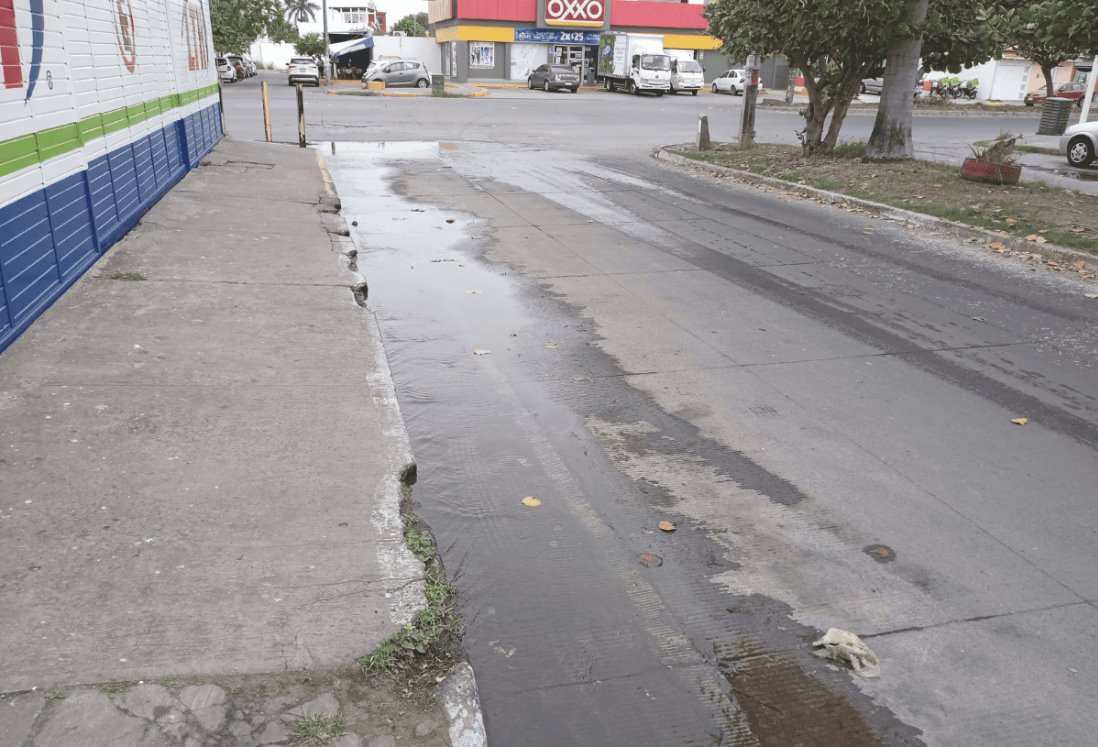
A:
107;271;146;281
359;517;456;672
157;677;180;687
47;688;67;700
403;521;434;563
99;682;135;694
288;712;348;745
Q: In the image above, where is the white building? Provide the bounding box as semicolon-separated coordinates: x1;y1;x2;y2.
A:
251;0;383;70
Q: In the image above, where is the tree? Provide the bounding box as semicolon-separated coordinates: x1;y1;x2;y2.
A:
285;0;320;25
705;0;904;155
1007;1;1088;97
210;0;286;53
866;1;1007;160
295;32;326;57
393;13;429;37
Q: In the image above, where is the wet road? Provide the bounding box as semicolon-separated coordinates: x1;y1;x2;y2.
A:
222;80;1098;745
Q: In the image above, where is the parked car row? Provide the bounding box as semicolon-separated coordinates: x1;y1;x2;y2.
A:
217;54;256;83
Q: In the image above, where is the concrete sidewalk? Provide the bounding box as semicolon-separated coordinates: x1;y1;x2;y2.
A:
0;139;470;745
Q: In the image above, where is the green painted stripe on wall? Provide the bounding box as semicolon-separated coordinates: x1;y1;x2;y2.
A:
0;83;220;180
79;114;105;143
35;123;83;162
0;134;39;176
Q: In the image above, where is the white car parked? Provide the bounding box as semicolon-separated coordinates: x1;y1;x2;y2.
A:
288;56;320;87
216;57;236;84
669;58;703;95
711;69;750;95
1060;119;1098;168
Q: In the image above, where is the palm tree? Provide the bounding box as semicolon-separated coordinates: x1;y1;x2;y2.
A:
285;0;320;25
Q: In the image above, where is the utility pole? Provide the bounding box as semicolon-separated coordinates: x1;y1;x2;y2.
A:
740;53;759;148
322;0;331;85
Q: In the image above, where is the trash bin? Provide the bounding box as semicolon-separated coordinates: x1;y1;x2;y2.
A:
432;73;445;94
1037;97;1073;136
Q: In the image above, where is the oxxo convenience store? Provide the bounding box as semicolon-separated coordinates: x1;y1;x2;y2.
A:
426;0;728;85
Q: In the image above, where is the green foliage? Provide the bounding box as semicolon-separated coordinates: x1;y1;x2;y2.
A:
288;712;347;745
403;522;434;563
704;0;904;153
1000;0;1095;93
267;15;300;45
211;0;285;54
393;13;429;37
357;518;455;673
295;32;326;57
920;2;1006;74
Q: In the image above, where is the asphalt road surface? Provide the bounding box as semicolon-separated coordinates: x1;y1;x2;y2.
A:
224;75;1098;746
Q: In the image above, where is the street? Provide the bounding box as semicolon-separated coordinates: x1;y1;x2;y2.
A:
224;75;1098;746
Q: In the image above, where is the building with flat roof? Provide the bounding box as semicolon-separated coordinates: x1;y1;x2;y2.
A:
427;0;729;84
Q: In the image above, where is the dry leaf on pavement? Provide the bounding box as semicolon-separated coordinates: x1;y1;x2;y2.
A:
545;343;558;350
658;520;676;532
988;241;1005;252
473;348;492;356
1010;417;1029;426
639;552;663;568
522;496;541;507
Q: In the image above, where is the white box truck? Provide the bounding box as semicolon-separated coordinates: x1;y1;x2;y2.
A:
596;33;671;96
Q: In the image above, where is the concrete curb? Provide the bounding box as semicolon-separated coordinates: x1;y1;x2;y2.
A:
653;146;1096;268
316;152;491;746
326;84;488;98
439;663;489;747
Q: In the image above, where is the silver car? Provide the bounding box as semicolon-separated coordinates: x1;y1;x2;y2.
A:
1060;120;1098;168
362;59;431;89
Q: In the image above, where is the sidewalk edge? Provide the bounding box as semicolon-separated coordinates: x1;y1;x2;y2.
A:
653;146;1095;267
440;662;489;747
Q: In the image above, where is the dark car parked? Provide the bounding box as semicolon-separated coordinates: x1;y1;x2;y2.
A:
528;64;580;93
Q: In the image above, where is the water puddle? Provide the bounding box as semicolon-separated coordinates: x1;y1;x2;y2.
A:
321;141;921;746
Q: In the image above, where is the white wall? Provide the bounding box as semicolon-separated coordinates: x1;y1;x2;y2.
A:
510;42;545;81
1;0;218;207
373;36;440;72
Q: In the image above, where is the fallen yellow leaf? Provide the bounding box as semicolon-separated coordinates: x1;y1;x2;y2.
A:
522;496;541;507
658;520;676;532
1070;260;1086;271
1034;236;1047;244
988;241;1005;252
1010;417;1028;426
1005;218;1016;226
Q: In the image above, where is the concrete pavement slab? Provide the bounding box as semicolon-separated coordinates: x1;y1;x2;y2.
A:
0;138;460;744
861;603;1098;747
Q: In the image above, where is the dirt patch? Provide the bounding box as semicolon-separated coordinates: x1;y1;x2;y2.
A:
675;143;1098;257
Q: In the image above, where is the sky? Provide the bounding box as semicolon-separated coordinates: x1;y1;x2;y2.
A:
375;0;429;25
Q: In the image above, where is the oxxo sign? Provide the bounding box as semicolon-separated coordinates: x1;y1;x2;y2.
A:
538;0;607;30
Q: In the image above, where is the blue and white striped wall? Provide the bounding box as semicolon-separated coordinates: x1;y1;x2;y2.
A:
0;0;221;353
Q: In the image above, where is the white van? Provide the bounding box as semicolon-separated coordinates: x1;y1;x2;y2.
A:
669;58;704;95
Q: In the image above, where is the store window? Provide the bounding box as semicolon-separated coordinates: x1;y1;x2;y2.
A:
470;42;495;69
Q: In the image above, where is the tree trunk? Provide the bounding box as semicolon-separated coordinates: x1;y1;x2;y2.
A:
1042;63;1055;97
865;0;929;160
798;59;831;155
823;81;863;152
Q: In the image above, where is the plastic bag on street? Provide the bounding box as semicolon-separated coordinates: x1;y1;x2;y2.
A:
812;628;881;678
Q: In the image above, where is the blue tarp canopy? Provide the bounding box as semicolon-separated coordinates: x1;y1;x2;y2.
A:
329;35;375;60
